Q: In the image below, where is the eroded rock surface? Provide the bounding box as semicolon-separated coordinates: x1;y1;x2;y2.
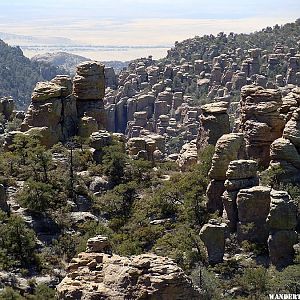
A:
57;237;202;300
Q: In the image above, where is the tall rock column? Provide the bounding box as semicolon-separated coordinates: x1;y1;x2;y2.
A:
269;108;300;183
198;101;230;146
73;61;106;137
200;219;227;264
236;186;271;244
267;190;298;268
206;133;245;214
222;160;259;231
238;85;285;167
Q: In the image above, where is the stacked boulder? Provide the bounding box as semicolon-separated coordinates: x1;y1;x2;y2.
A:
74;61;106;134
236;186;271;243
57;236;202;300
238;85;285;167
267;190;298;268
198;101;230;146
269;108;300;182
21;76;77;147
18;62;107;147
222;160;259;231
207;133;245;213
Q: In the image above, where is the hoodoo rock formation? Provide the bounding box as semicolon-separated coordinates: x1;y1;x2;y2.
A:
18;62;106;147
222;160;259;231
270;107;300;182
267;190;298;268
206;133;245;213
238;85;285;167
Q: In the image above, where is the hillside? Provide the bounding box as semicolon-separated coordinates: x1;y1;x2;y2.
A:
0;19;300;300
0;40;67;109
31;51;128;75
166;19;300;62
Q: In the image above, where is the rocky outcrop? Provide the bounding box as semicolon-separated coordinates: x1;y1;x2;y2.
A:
269;108;300;182
222;160;259;231
200;219;227;264
176;140;198;171
267;190;298;268
207;133;245;213
57;237;202;300
74;61;106;133
238;85;285;167
198;101;230;145
236;186;271;243
21;77;77;147
18;62;107;147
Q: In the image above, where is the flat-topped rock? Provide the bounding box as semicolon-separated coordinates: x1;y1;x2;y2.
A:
57;248;201;300
201;101;229;114
31;82;63;102
226;160;258;180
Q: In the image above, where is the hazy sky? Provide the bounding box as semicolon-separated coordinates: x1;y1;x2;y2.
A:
0;0;299;45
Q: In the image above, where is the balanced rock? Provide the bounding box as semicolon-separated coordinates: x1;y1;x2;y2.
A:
209;133;245;180
199;101;230;145
0;97;14;120
207;133;245;213
86;235;112;254
74;61;106;133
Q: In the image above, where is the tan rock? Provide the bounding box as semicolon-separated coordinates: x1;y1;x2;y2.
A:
238;85;285;166
57;250;201;300
200;220;227;264
208;133;245;180
226;160;258;180
31;82;63;102
237;186;271;223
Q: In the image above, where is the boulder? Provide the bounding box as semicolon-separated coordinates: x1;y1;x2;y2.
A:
226;160;258;180
237;186;271;223
86;236;112;254
200;220;227;264
267;190;297;230
209;133;245;180
236;186;271;243
199;101;230;145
